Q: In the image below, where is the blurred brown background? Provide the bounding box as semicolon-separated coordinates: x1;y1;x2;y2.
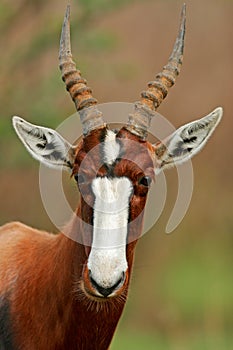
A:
0;0;232;349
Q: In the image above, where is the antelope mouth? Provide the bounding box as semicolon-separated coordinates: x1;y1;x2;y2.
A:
82;264;127;300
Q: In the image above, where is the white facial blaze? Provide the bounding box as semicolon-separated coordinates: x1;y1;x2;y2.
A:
103;129;120;165
87;177;132;289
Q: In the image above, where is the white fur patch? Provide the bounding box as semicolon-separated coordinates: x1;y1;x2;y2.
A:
103;129;120;165
87;177;132;289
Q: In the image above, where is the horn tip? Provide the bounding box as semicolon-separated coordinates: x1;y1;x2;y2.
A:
182;3;186;13
181;3;186;19
59;4;72;60
63;4;71;29
181;3;186;28
65;4;71;19
174;3;186;57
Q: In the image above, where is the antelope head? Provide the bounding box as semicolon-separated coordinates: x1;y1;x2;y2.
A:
12;5;222;300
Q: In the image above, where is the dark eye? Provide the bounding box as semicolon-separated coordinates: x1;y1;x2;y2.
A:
74;173;86;185
138;176;152;187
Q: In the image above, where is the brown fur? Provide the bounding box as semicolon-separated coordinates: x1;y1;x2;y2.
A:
0;221;137;349
0;127;154;349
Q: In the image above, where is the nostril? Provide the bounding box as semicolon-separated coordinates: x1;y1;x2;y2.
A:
89;271;126;298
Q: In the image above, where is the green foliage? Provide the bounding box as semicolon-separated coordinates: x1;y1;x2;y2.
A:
159;246;233;322
0;2;17;30
112;331;167;350
112;330;233;350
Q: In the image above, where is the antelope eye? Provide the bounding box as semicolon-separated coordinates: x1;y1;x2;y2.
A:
74;173;86;184
138;176;152;187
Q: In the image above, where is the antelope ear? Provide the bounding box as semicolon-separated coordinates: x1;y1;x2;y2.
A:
154;107;223;174
12;116;75;169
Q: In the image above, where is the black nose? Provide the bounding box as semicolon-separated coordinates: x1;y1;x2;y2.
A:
89;271;125;298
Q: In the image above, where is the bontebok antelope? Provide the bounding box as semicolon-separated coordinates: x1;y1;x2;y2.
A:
0;5;222;350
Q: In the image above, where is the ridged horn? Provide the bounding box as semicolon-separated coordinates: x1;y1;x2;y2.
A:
59;5;105;135
127;4;186;139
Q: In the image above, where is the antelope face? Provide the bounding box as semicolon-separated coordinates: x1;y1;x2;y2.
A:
72;127;155;298
12;5;222;299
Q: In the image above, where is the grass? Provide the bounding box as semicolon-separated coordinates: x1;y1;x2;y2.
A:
159;249;233;321
111;330;233;350
111;331;167;350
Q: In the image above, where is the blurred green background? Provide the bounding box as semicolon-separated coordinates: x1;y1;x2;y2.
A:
0;0;232;349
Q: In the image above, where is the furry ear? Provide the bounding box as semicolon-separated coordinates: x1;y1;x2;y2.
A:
154;107;223;173
12;116;75;169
